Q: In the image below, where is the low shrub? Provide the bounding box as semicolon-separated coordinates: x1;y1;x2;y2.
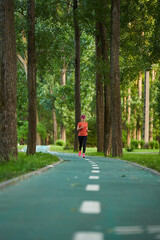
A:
139;140;145;149
131;140;139;149
155;141;159;149
63;143;73;150
126;146;134;152
148;140;159;149
149;140;155;149
55;139;65;146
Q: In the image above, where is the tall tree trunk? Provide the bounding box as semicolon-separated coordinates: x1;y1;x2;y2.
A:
143;71;150;145
137;71;142;148
0;0;17;161
73;0;81;151
95;23;104;152
100;10;112;156
132;81;137;140
17;31;27;74
123;96;126;130
36;111;41;145
50;89;57;144
122;96;127;147
53;109;57;143
110;0;123;156
27;0;36;155
60;59;66;142
132;112;137;140
127;88;131;147
149;70;155;141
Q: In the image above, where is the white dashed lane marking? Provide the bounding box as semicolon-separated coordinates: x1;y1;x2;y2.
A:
79;201;101;214
114;226;144;235
147;225;160;234
85;184;100;191
92;167;99;169
89;176;99;179
92;170;100;173
73;232;104;240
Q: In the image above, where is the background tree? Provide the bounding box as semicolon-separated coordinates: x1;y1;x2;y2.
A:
27;0;36;155
110;0;123;156
0;0;17;161
73;0;81;151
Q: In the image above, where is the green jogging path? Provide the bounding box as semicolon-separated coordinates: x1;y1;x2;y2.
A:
0;150;160;240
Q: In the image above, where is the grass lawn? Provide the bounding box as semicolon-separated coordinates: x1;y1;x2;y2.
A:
18;145;27;150
0;152;59;183
18;145;160;173
120;153;160;172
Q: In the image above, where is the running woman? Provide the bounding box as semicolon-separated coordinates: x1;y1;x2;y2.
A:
77;115;88;158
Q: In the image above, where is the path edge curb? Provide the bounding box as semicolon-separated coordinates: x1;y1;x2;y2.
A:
117;158;160;176
0;156;63;190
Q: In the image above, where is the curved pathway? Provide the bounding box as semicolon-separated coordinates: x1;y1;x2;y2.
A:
0;151;160;240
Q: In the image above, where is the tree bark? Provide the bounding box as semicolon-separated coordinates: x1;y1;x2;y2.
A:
53;109;57;143
95;22;104;152
73;0;81;151
143;71;150;145
127;88;131;147
50;89;57;144
110;0;123;156
99;14;112;156
27;0;36;155
0;0;17;161
137;71;142;148
60;59;66;142
149;70;155;141
36;111;41;145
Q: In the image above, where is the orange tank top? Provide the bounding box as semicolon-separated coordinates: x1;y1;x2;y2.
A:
78;122;88;136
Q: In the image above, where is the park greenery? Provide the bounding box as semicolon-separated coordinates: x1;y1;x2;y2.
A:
15;0;160;151
0;0;160;167
0;152;59;183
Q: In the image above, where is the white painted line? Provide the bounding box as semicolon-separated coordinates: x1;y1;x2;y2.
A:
73;232;104;240
114;226;143;235
92;165;98;167
85;184;100;191
92;167;100;169
147;226;160;234
79;201;101;214
89;176;99;179
92;170;100;173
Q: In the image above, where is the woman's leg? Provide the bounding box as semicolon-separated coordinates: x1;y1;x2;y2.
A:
82;136;87;153
78;136;83;151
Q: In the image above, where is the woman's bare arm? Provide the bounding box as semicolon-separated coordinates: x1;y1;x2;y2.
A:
77;125;84;131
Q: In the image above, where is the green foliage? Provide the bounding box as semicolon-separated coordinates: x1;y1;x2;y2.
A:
154;141;159;149
122;130;127;146
121;153;160;172
139;140;145;149
126;146;134;152
63;143;73;150
0;152;59;182
55;139;65;146
37;122;47;140
149;140;157;149
15;0;160;148
17;121;28;144
155;72;160;118
131;140;139;149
